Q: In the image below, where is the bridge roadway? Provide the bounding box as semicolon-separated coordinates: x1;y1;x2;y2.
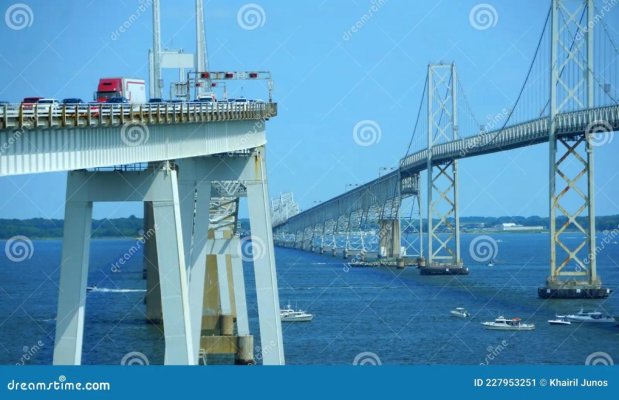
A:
0;101;277;176
280;104;619;231
400;104;619;176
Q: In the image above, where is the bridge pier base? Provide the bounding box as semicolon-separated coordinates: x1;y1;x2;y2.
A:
54;164;195;365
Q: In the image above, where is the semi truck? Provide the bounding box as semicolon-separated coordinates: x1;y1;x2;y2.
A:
95;78;146;103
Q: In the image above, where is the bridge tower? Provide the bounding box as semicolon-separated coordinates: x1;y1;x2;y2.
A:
424;63;467;275
541;0;609;298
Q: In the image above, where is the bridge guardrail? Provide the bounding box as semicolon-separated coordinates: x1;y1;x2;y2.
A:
400;105;619;173
0;102;278;130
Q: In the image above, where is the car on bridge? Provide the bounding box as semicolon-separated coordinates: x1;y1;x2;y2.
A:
36;98;61;113
21;96;44;111
62;98;84;105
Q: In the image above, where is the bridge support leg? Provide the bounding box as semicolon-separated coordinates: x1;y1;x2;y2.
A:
151;169;194;364
182;178;211;364
540;0;609;298
144;201;162;323
423;63;467;276
53;187;92;365
379;219;401;259
230;243;252;364
246;149;284;365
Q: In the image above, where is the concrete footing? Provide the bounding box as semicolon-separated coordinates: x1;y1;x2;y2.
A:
538;287;611;299
419;265;469;275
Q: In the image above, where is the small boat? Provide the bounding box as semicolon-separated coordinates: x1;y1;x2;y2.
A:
280;303;313;322
487;261;495;267
86;285;97;292
565;308;615;323
450;307;470;318
482;316;535;331
548;317;571;325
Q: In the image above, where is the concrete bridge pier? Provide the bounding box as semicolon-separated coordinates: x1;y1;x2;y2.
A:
378;219;401;259
54;163;194;365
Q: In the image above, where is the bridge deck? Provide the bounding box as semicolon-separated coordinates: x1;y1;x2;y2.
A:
0;102;277;130
0;103;277;177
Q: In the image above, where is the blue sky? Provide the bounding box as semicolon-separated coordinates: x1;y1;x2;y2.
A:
0;0;618;219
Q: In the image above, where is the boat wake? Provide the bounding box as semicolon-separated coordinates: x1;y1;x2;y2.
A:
87;287;145;293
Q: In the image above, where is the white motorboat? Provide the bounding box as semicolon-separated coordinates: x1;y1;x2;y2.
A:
548;316;571;325
565;308;615;323
280;303;313;322
482;316;535;331
450;307;470;318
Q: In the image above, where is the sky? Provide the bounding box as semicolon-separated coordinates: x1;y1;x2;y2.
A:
0;0;618;219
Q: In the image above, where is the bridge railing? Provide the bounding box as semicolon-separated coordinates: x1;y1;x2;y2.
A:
0;101;278;130
400;104;619;173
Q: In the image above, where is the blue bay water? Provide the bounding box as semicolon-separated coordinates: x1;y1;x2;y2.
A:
0;233;617;365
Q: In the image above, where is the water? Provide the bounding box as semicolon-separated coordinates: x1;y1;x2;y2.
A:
1;233;618;365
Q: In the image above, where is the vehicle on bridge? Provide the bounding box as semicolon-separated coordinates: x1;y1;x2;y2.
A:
36;98;61;112
21;96;44;110
95;77;146;103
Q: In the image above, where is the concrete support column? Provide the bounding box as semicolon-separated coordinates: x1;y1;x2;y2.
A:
144;201;162;323
246;149;284;365
230;246;250;336
151;167;194;365
53;179;92;365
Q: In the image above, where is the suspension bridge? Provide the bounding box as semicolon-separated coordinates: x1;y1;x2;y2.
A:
273;0;618;299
